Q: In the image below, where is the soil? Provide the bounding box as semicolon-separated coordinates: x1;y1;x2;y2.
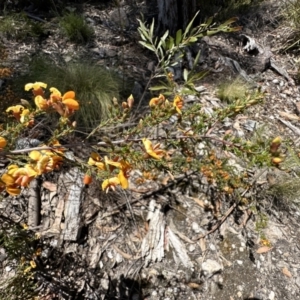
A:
1;1;300;300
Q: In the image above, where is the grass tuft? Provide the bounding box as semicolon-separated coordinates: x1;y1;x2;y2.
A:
196;0;264;22
59;12;94;43
280;0;300;51
217;77;251;103
0;13;45;40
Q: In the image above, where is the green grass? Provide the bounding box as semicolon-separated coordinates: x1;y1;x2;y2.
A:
217;77;251;103
0;13;45;40
59;12;94;43
196;0;264;22
281;0;300;51
15;56;122;131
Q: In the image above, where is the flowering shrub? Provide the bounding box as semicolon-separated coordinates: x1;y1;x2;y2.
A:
0;82;78;195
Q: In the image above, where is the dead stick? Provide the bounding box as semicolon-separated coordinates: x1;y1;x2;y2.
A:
28;179;41;229
192;202;238;241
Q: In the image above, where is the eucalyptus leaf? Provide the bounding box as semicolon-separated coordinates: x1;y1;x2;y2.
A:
193;50;201;69
139;41;156;52
183;69;188;82
183;11;200;38
175;29;182;46
149;18;155;40
149;85;170;91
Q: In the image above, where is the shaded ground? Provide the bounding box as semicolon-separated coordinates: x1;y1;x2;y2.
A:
1;0;300;299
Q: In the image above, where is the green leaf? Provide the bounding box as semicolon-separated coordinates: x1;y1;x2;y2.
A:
193;50;201;69
139;33;147;41
149;18;155;40
166;36;174;50
186;36;197;43
183;69;188;82
205;16;214;27
149;85;170;91
175;29;182;46
183;11;200;38
158;29;169;49
139;41;156;52
161;30;169;42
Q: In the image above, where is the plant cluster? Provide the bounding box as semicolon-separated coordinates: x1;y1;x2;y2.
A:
0;11;292;298
59;12;94;44
0;12;45;40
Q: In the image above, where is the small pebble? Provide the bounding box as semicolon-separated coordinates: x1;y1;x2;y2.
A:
209;244;216;251
236;260;243;265
268;290;275;300
189;244;196;252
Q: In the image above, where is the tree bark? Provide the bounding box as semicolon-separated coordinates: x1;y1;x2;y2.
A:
157;0;196;36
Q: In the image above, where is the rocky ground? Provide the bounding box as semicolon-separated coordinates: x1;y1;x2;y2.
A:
1;0;300;299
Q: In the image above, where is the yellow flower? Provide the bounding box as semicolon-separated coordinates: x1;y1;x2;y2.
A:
20;108;34;126
1;172;21;195
12;164;37;187
0;137;7;149
102;177;120;192
49;87;61;102
29;150;63;174
49;88;79;116
173;95;183;114
149;94;165;107
88;152;106;170
35;95;49;110
25;82;47;91
118;170;128;189
142;138;165;160
6;105;24;121
30;260;36;268
104;158;131;189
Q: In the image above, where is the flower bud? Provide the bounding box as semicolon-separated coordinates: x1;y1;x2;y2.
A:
272;157;283;165
127;94;134;108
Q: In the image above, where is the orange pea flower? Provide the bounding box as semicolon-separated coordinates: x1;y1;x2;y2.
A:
149;94;165;107
102;176;120;193
142;138;165;160
25;82;47;96
1;172;21;196
0;137;7;149
105;157;131;189
29;150;63;174
35;95;49;110
173;95;183;114
6;105;25;121
88;152;106;170
11;164;37;187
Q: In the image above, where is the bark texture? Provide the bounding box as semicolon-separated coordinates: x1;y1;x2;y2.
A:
157;0;197;35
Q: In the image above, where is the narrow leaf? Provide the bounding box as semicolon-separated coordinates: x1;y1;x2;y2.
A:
149;18;155;39
149;85;170;91
183;69;188;82
139;41;156;52
175;29;182;46
183;11;200;38
193;50;201;69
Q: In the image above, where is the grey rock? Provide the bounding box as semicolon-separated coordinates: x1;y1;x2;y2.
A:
109;8;129;28
15;138;42;150
201;259;223;278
